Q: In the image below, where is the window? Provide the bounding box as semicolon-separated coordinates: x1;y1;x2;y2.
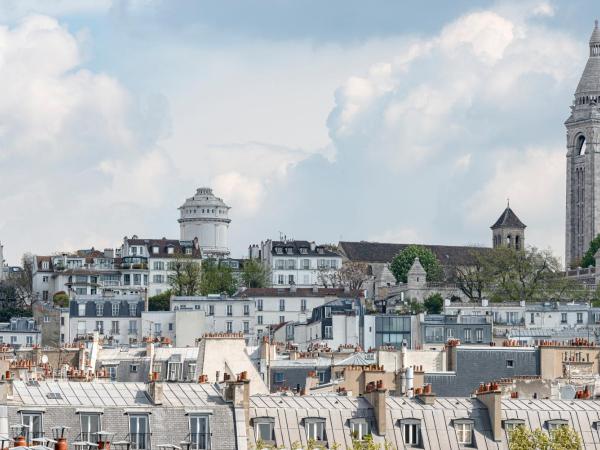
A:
257;299;263;311
152;247;159;255
324;326;333;339
546;419;568;432
227;305;233;316
42;261;49;270
167;362;182;381
152;275;164;284
577;313;583;324
61;317;65;326
154;323;162;336
129;320;137;335
111;321;120;335
96;303;104;317
189;415;210;450
112;303;120;316
134;274;141;286
10;336;16;344
302;259;310;269
78;303;86;316
425;326;444;343
349;419;370;441
506;359;514;368
463;328;472;343
244;304;250;316
254;418;275;442
43;316;50;323
129;414;150;450
226;321;233;333
475;328;483;343
75;287;87;295
167;247;174;255
274;372;284;383
503;419;525;432
95;321;104;334
80;413;101;442
208;305;214;316
108;366;117;381
301;299;307;312
530;313;535;324
21;412;43;441
330;260;338;269
257;316;263;325
279;316;285;324
130;364;138;373
26;336;33;346
561;313;567;324
401;420;420;446
446;328;454;339
277;274;284;285
124;274;131;286
279;299;285;311
288;275;294;285
243;321;249;334
153;261;164;270
129;303;137;317
187;363;196;381
168;323;173;331
42;291;49;301
324;307;331;318
454;420;473;445
305;418;326;442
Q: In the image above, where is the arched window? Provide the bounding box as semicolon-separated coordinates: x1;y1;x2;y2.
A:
506;235;511;246
577;135;587;155
515;235;520;250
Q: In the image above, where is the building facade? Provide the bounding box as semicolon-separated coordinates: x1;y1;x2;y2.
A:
178;187;231;257
566;22;600;267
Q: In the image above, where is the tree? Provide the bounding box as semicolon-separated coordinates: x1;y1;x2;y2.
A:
424;293;443;314
451;249;490;301
200;259;237;296
53;291;69;308
168;254;202;296
508;425;582;450
581;233;600;268
396;300;425;315
338;262;370;291
389;245;443;284
149;290;171;311
241;259;271;288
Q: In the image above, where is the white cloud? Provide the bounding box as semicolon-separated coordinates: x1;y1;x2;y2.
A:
369;228;422;244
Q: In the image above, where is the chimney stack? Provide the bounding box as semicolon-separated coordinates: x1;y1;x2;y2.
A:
476;382;502;441
363;380;387;436
415;383;436;405
225;372;251;427
147;379;164;405
305;371;319;394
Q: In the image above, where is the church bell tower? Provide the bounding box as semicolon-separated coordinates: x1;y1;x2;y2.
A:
566;21;600;268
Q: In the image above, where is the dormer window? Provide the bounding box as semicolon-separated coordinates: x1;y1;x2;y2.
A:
167;247;174;255
503;419;525;432
304;418;326;442
349;418;370;441
546;419;568;432
152;246;159;254
275;247;283;255
453;419;474;446
185;248;192;255
253;417;275;444
317;247;324;254
42;261;49;270
300;248;308;255
400;419;421;446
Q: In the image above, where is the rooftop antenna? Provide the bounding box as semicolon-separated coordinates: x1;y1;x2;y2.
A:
507;198;510;208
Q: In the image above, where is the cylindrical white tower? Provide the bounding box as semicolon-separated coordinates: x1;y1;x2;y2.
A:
178;187;231;257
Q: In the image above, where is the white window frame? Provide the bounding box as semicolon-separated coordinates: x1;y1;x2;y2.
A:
349;419;370;441
80;413;101;442
401;420;420;446
189;414;210;450
455;420;473;445
305;419;325;441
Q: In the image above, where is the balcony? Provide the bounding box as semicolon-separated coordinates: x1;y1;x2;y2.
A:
120;257;149;270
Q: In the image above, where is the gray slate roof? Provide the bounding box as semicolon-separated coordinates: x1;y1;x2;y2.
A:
491;206;526;229
338;241;490;266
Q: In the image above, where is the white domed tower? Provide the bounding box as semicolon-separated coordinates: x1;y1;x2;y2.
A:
178;187;231;257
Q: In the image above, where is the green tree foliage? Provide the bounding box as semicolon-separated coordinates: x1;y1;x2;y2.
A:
200;259;238;296
396;300;425;315
241;259;271;288
389;245;443;284
168;254;202;296
424;293;443;314
508;425;582;450
52;291;69;308
581;234;600;268
0;307;32;322
149;290;171;311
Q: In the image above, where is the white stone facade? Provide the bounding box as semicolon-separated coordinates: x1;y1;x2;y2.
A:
178;187;231;257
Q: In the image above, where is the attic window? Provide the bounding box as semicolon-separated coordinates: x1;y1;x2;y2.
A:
253;417;275;443
503;419;525;432
349;418;370;441
152;246;159;254
185;248;192;255
399;419;421;446
453;419;474;446
546;419;568;432
317;248;324;254
46;393;62;400
167;247;174;255
300;248;308;254
304;418;326;442
42;261;49;270
275;248;283;255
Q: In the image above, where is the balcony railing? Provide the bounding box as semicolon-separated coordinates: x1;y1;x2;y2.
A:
186;432;211;450
127;433;151;450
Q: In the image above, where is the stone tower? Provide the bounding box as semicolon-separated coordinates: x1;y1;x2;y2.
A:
491;203;526;250
566;21;600;268
178;187;231;257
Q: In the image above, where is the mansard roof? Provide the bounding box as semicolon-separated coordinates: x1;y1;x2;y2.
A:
491;206;526;230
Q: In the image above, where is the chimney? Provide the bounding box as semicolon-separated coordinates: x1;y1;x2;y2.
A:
226;372;251;426
305;371;319;394
476;382;502;441
415;383;436;405
0;377;13;401
147;380;164;405
363;380;387;436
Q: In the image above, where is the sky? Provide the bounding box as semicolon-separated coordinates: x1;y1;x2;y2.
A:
0;0;597;266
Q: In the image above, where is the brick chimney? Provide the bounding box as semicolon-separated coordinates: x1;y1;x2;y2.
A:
305;370;319;394
147;379;164;405
415;383;436;405
363;380;387;436
476;382;502;441
225;372;251;426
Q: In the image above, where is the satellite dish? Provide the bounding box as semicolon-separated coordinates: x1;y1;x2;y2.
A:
41;355;48;364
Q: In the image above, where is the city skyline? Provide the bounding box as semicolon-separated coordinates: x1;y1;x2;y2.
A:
0;0;598;265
